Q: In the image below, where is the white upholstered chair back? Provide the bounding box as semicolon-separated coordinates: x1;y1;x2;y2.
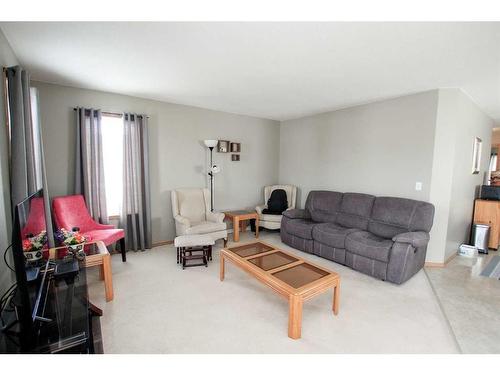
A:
171;188;211;224
263;185;297;210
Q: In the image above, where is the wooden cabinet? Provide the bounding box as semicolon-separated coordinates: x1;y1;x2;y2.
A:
473;199;500;249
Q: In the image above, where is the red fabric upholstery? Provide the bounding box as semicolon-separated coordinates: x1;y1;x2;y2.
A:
83;229;125;247
52;194;124;247
21;197;47;239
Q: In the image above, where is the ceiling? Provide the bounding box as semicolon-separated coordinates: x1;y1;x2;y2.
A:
1;22;500;121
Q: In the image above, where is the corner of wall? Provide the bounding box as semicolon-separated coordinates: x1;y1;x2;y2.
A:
426;89;459;263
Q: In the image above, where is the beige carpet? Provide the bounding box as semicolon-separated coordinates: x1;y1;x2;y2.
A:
87;231;459;353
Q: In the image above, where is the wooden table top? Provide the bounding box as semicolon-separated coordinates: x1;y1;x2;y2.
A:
221;240;339;298
224;210;258;219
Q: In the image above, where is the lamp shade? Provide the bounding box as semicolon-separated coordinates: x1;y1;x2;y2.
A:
204;139;218;148
211;165;221;174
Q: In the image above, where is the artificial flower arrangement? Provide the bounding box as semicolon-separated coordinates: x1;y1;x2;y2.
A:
55;228;88;260
55;228;87;247
22;230;48;262
22;230;48;252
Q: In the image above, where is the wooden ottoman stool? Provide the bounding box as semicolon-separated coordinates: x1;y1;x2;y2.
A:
174;234;215;269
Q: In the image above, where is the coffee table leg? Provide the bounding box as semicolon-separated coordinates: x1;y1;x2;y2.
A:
234;218;240;242
103;254;114;302
220;254;225;281
333;281;340;315
288;294;303;339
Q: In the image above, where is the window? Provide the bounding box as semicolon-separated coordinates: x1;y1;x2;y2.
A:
101;115;124;217
30;87;43;190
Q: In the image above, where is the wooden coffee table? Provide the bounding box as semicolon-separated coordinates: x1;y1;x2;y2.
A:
224;210;259;242
220;240;340;339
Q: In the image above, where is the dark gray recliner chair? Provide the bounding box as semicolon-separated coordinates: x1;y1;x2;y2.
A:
281;191;435;284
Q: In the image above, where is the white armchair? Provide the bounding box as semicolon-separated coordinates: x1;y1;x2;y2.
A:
256;185;297;230
171;188;228;245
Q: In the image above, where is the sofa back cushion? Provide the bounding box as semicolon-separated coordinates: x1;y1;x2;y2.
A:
368;197;435;239
174;188;207;223
336;193;375;230
305;191;343;223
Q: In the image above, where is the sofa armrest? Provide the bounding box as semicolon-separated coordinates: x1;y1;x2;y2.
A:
283;209;310;220
206;211;225;223
256;205;267;215
392;231;430;248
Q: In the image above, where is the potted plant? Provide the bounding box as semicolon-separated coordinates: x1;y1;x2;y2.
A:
22;230;48;263
55;228;87;260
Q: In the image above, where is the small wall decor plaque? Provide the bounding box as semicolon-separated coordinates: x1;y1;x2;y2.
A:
230;142;241;153
217;140;230;153
231;154;240;161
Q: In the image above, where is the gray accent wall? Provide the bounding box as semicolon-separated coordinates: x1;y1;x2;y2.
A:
0;31;18;294
279;90;439;206
31;81;280;244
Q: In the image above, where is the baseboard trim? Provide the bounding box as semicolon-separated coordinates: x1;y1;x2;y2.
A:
424;252;457;268
152;240;173;248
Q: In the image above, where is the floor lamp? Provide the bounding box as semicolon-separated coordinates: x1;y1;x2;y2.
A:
204;140;220;211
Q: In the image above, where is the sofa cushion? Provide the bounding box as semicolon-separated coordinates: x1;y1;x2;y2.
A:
285;219;317;239
312;223;360;249
368;197;435;239
185;221;227;235
259;213;283;223
345;231;393;263
306;191;343;223
336;193;375;230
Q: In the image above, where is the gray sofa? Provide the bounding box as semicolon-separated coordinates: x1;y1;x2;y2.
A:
280;191;435;284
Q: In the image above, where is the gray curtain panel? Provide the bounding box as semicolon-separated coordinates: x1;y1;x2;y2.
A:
120;113;152;251
74;107;108;224
6;66;55;247
6;66;38;206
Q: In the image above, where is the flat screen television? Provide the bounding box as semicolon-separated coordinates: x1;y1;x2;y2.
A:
8;189;49;348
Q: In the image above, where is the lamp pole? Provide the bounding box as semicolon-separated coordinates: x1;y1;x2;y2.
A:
208;146;214;211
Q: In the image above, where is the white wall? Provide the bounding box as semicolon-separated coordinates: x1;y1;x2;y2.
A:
444;90;493;260
32;81;280;243
0;31;18;293
427;89;493;263
279;91;439;207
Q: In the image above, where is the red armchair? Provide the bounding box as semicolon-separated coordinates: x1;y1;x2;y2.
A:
52;195;126;262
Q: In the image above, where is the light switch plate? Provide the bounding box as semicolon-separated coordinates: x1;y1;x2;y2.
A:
415;182;423;191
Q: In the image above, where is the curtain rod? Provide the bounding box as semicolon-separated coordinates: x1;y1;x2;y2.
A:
72;108;149;119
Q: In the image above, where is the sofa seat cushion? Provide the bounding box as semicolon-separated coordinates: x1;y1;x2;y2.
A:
185;221;227;235
345;231;394;262
312;223;360;249
259;213;283;223
285;219;317;239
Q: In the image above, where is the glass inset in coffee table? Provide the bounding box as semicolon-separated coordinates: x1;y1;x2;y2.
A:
220;241;340;339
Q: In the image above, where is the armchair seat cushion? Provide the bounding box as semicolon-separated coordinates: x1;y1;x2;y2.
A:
312;223;360;249
83;228;125;247
345;231;393;263
185;221;227;235
286;219;317;240
259;213;283;223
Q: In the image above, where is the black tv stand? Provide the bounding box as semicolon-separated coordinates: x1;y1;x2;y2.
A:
0;266;103;353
